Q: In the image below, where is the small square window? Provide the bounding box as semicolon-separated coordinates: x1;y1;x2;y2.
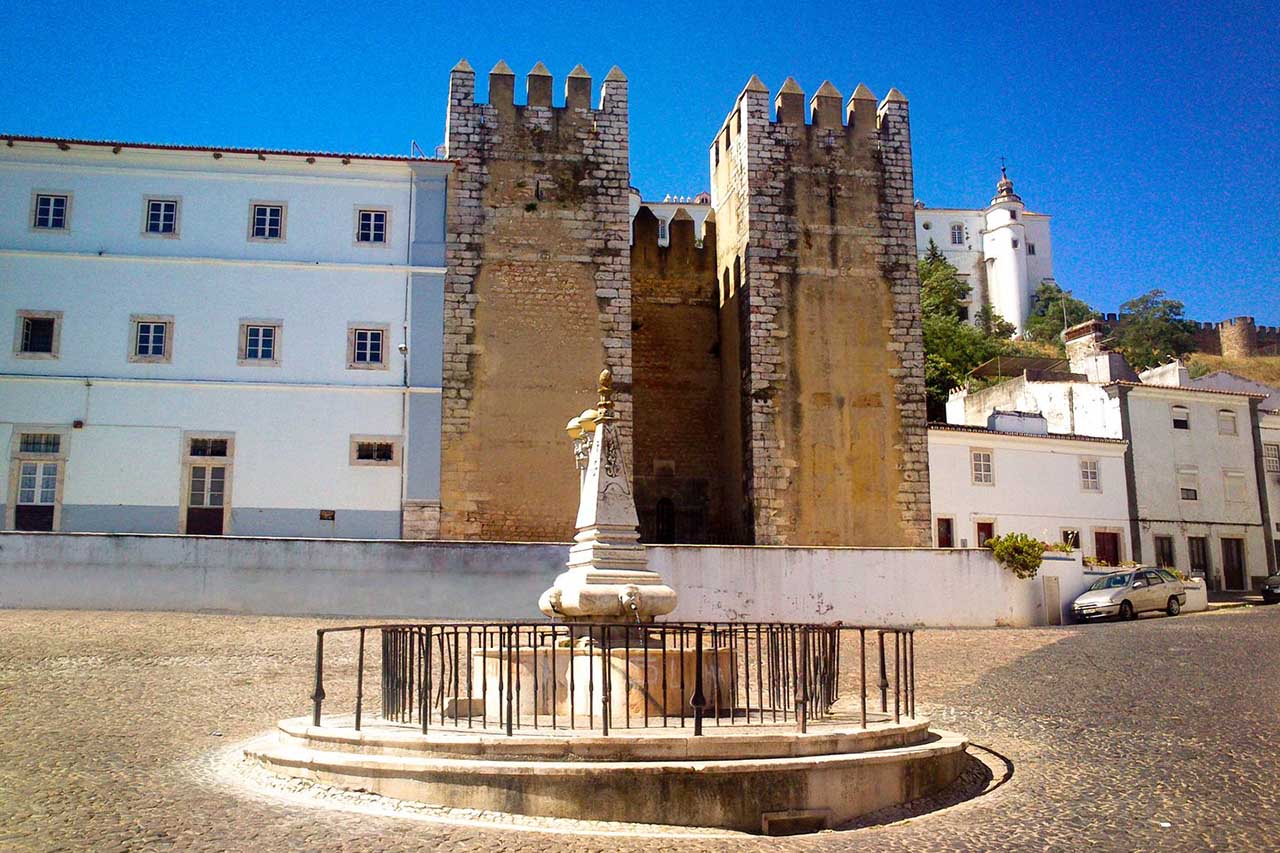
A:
971;449;993;485
128;315;174;363
1172;406;1190;430
1217;410;1237;436
1224;471;1247;503
14;310;62;359
21;317;55;353
950;223;964;246
1177;466;1199;501
350;435;400;466
1027;242;1036;256
347;323;390;369
249;202;286;241
356;208;388;244
144;198;180;236
238;320;282;365
1265;444;1280;474
32;193;70;230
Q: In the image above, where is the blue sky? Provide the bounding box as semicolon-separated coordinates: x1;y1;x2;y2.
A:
3;0;1276;323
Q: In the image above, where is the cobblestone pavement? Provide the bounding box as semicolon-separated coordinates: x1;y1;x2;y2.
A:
1;606;1278;851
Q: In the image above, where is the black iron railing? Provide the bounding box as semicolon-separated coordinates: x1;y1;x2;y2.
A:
310;622;915;737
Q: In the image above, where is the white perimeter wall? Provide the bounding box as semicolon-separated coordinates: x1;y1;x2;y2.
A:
0;533;1095;627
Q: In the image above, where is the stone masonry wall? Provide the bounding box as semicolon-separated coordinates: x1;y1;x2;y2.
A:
441;61;632;541
630;207;728;543
709;77;931;546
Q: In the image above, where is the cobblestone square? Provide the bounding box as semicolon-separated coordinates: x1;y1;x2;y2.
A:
1;606;1277;851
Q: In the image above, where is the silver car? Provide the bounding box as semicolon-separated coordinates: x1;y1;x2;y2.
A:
1072;568;1187;621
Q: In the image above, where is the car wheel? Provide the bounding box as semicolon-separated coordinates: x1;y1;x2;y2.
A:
1119;601;1134;621
1166;596;1181;617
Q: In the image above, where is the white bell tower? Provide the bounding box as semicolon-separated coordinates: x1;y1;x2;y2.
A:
981;165;1030;334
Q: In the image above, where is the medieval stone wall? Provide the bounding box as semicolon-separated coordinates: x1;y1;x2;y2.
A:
630;207;727;543
709;77;931;546
440;61;632;541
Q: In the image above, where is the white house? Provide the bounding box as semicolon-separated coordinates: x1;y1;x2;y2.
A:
914;168;1055;334
929;413;1130;563
0;135;451;538
946;321;1276;588
628;189;712;246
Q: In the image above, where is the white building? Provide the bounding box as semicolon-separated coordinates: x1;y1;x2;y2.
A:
929;412;1130;563
628;189;712;246
0;136;451;538
914;168;1055;334
946;322;1276;588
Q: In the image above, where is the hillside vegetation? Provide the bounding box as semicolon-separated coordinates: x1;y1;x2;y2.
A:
1188;355;1280;387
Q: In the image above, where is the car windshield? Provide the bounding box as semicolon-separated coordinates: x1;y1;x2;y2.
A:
1089;573;1133;591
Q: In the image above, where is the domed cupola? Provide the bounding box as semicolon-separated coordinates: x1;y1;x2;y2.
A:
991;164;1022;205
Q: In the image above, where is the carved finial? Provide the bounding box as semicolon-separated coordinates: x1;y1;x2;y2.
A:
491;59;514;75
604;66;627;82
743;74;768;93
452;58;474;74
568;63;590;78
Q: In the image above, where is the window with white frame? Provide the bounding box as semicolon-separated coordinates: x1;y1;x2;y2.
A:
349;435;401;466
971;449;993;485
1217;409;1238;436
188;465;226;508
950;223;964;246
15;310;61;358
32;193;70;230
143;198;180;236
1224;470;1248;503
238;320;281;365
1171;406;1190;430
356;208;388;244
249;202;286;241
1177;466;1199;501
1265;443;1280;474
1080;458;1101;491
347;324;388;369
128;315;173;363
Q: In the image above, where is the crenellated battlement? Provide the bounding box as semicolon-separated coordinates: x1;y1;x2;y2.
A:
447;58;626;116
631;206;717;270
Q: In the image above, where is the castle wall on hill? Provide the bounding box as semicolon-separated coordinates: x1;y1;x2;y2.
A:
440;62;632;541
708;78;931;547
1098;313;1278;359
630;207;732;543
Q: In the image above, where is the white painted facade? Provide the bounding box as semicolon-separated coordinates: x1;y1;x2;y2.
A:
928;424;1131;562
0;137;450;538
627;190;712;245
946;337;1276;587
914;170;1055;334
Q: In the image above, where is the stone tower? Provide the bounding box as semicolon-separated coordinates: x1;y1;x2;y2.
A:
708;76;931;546
630;206;727;543
1219;316;1258;360
440;61;632;540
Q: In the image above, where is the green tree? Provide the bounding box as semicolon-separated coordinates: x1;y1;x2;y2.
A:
973;304;1017;339
918;240;971;320
1112;290;1197;370
918;248;1037;419
1025;282;1099;344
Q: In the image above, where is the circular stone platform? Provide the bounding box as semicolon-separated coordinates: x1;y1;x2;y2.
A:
246;711;968;835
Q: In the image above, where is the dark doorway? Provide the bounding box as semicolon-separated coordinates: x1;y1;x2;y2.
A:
1222;538;1246;589
1094;531;1121;567
15;505;54;531
1154;535;1175;569
936;517;954;548
654;499;675;544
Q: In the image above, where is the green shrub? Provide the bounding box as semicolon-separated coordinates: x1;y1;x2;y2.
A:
986;532;1046;579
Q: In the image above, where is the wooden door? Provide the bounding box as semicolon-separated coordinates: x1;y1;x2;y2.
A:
1221;538;1245;589
1094;531;1120;567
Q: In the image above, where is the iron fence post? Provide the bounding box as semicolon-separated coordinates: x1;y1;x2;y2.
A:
310;630;325;727
877;630;888;713
691;626;705;736
354;627;366;731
